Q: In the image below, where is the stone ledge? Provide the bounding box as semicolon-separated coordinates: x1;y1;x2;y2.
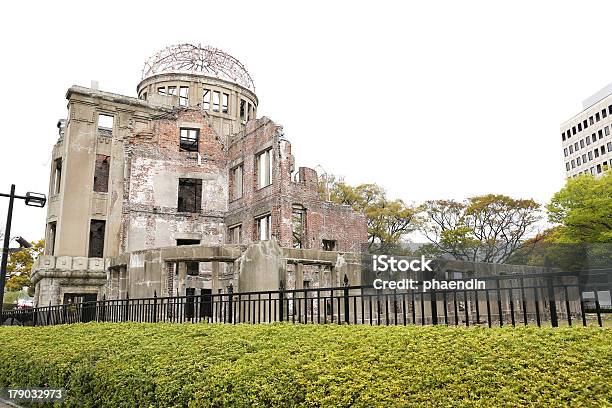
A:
31;269;108;285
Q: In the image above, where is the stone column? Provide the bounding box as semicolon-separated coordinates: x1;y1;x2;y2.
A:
212;261;220;293
177;262;187;296
295;263;304;290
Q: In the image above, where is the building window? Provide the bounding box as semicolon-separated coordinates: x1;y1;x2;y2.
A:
583;119;588;129
572;126;576;135
179;86;189;106
179;128;199;152
574;142;578;150
232;164;243;200
561;132;566;141
590;116;594;125
93;155;110;193
582;154;587;163
563;148;568;157
579;139;584;148
606;127;611;136
565;162;570;171
158;87;166;95
603;109;608;119
587;137;591;146
46;221;57;256
596;112;600;122
577;123;582;132
212;91;220;112
177;239;200;276
240;99;246;120
577;157;581;166
607;142;612;152
52;158;62;195
601;146;606;155
571;160;575;168
569;145;573;154
98;114;114;132
597;164;602;173
142;92;147;101
168;86;177;96
255;214;271;241
588;151;593;160
88;220;106;258
228;224;242;244
178;178;202;213
203;89;211;110
598;130;603;139
322;239;337;251
592;134;597;143
595;149;599;158
256;149;273;188
222;93;229;114
292;205;306;249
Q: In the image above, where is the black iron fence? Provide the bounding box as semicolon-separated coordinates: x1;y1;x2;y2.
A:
2;270;610;328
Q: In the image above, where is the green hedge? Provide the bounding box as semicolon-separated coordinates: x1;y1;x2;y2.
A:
0;323;610;407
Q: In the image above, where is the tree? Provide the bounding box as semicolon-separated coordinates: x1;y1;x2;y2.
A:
546;170;612;243
323;177;419;246
5;239;44;296
418;195;541;263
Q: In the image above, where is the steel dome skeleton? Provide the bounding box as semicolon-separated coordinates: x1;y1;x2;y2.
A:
142;44;255;92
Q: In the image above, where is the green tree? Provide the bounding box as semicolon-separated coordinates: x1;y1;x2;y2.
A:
6;239;44;295
546;170;612;243
418;195;541;263
322;177;419;246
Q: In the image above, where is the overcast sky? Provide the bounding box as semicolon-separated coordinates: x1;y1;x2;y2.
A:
0;1;610;243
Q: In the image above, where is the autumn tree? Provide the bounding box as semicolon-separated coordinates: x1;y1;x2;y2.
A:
5;239;44;295
322;177;419;246
418;195;541;263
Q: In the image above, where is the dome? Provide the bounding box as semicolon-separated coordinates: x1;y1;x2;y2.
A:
142;44;255;92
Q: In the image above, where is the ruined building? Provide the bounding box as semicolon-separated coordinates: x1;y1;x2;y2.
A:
32;44;368;306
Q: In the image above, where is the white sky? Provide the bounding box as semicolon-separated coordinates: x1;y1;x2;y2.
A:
0;0;610;243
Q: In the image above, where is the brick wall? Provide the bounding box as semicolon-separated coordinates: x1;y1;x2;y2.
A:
226;117;368;251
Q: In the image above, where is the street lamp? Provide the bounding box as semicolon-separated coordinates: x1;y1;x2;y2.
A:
0;185;46;310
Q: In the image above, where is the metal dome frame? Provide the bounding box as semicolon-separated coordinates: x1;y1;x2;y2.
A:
142;44;255;92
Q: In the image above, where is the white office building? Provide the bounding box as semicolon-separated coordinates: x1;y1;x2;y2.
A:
560;84;612;178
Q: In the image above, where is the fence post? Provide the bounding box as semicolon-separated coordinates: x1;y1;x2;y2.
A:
124;291;129;322
228;284;234;324
543;257;558;328
546;275;558;328
279;280;285;322
100;294;106;322
343;274;349;324
153;291;158;323
46;301;51;326
431;289;438;325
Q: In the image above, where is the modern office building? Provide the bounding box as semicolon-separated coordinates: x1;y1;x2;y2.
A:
560;84;612;178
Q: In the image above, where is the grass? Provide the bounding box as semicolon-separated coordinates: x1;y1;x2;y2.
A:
0;323;610;407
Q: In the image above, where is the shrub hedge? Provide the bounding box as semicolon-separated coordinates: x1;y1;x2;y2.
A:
0;323;610;407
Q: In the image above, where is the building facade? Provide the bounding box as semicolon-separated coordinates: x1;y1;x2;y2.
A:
560;84;612;178
32;44;368;306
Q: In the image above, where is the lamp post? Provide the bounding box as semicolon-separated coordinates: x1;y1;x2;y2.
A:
0;185;46;310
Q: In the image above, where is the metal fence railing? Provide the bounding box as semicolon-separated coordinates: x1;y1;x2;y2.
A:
2;270;610;328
